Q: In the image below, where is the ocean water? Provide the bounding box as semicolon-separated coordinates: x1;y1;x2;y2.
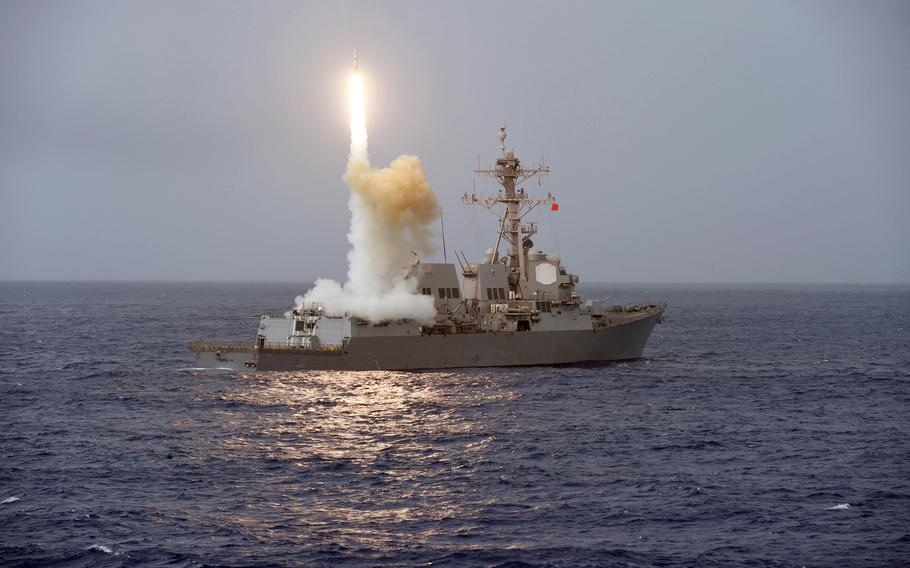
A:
1;282;908;567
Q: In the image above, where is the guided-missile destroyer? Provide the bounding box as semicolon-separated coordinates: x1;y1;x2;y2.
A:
189;128;666;371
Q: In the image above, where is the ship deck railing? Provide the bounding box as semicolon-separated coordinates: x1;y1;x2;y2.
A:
262;341;345;353
188;340;257;353
594;302;667;327
607;302;667;314
259;304;356;318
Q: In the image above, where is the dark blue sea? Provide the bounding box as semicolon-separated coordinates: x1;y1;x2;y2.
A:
1;282;908;567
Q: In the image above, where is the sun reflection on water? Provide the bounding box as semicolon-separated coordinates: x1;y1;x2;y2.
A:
187;370;523;550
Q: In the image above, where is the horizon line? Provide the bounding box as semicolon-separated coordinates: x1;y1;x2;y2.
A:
1;278;908;287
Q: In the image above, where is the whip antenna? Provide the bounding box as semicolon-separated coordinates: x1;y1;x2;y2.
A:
441;211;448;264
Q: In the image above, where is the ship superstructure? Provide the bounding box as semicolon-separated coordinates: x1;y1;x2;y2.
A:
189;129;665;371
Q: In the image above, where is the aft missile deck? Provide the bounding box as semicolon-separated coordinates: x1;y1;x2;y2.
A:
189;128;665;371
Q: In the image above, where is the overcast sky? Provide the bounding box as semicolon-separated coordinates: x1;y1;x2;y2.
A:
1;0;908;283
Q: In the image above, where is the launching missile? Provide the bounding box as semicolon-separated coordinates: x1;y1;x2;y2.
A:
353;49;358;71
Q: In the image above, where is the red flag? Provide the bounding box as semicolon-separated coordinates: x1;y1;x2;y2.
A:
550;202;559;211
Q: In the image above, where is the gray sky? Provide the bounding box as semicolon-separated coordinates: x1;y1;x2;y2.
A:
2;0;908;283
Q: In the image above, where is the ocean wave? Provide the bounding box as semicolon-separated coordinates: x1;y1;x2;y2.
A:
85;544;115;555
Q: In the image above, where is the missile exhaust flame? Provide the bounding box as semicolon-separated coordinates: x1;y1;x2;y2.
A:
348;69;367;161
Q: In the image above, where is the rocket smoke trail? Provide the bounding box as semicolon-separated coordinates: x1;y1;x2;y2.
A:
295;65;440;322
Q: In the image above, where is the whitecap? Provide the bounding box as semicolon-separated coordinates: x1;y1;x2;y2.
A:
85;544;114;554
826;503;850;510
1;496;19;504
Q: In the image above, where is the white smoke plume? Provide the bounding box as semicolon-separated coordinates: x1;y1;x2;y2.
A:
294;69;440;322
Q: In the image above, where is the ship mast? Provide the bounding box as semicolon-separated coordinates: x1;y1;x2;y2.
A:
463;127;554;298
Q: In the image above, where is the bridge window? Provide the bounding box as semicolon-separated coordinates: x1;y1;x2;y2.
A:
438;288;446;299
451;288;460;299
486;288;493;300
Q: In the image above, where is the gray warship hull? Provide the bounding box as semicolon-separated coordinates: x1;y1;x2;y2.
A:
189;304;664;372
